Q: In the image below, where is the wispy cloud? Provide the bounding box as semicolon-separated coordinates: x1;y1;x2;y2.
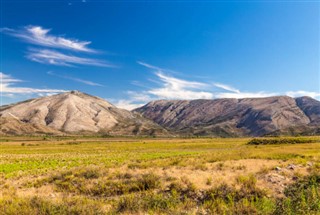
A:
214;83;240;93
113;62;320;110
0;73;23;84
213;82;276;98
27;49;115;67
111;99;146;110
1;25;117;68
109;91;154;110
137;61;163;71
137;61;213;100
113;62;215;110
47;71;104;87
285;91;320;98
1;26;96;52
216;92;277;99
0;72;67;96
148;72;213;100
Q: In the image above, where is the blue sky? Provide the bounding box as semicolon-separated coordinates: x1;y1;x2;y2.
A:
1;1;319;109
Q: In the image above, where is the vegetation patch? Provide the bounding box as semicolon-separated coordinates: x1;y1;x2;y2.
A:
43;169;161;197
0;196;105;215
248;137;320;145
0;136;319;214
275;173;320;214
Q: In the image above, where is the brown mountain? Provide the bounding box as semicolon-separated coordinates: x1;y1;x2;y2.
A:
0;116;63;136
134;96;320;137
0;91;167;136
295;96;320;125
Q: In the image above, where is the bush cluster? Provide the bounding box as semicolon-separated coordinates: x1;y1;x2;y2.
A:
248;137;319;145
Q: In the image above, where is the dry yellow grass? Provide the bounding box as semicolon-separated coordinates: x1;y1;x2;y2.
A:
0;136;319;214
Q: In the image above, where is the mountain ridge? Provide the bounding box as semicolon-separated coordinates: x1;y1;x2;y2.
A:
1;91;319;136
0;91;167;136
134;96;320;136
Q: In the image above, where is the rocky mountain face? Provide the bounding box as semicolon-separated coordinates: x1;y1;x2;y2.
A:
295;96;320;125
0;116;63;136
0;91;166;136
1;92;319;137
134;96;320;136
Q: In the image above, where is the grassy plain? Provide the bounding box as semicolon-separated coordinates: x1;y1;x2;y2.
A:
0;136;319;214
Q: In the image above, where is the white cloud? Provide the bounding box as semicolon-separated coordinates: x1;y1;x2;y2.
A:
110;62;320;110
216;92;277;99
137;61;163;71
138;62;212;100
109;92;154;110
2;25;117;69
127;91;153;102
0;72;67;97
214;83;240;93
47;71;104;87
148;87;213;100
111;99;145;110
27;49;115;67
285;91;320;99
0;73;23;84
1;26;96;52
111;62;216;110
147;72;213;100
156;72;208;90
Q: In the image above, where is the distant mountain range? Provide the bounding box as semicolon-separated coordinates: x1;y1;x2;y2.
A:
1;91;319;136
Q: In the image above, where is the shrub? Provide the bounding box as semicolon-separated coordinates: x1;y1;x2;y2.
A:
248;137;319;145
275;173;320;214
0;196;104;215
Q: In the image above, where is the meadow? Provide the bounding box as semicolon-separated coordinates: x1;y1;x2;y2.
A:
0;136;319;214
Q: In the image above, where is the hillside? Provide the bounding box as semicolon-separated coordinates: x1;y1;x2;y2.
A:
134;96;320;136
0;91;167;136
1;92;319;137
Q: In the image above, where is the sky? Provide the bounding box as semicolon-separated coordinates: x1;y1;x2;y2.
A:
1;0;319;110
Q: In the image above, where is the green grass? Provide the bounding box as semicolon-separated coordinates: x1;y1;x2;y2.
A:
1;137;319;177
0;136;320;214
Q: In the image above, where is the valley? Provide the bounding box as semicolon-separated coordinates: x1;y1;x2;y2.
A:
1;136;319;214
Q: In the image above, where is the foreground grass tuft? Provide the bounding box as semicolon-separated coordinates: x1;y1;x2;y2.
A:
0;196;104;215
275;173;320;214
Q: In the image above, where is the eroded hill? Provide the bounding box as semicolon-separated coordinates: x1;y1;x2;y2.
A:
134;96;320;136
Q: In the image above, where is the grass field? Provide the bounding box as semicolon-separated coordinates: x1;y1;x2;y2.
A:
0;136;319;214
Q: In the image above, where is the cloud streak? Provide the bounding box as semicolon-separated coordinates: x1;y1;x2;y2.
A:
1;26;96;53
148;72;213;100
27;49;115;67
0;72;67;96
114;62;320;110
285;91;320;98
214;83;240;93
111;99;146;110
137;61;213;100
137;61;163;71
216;92;277;99
1;25;117;68
47;71;104;87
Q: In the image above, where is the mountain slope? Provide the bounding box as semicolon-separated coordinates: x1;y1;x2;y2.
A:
0;91;167;136
134;96;319;136
0;116;63;135
295;96;320;125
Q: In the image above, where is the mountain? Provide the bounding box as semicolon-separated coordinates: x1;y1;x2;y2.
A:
295;96;320;125
134;96;320;137
1;92;319;137
0;116;63;136
0;91;167;136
